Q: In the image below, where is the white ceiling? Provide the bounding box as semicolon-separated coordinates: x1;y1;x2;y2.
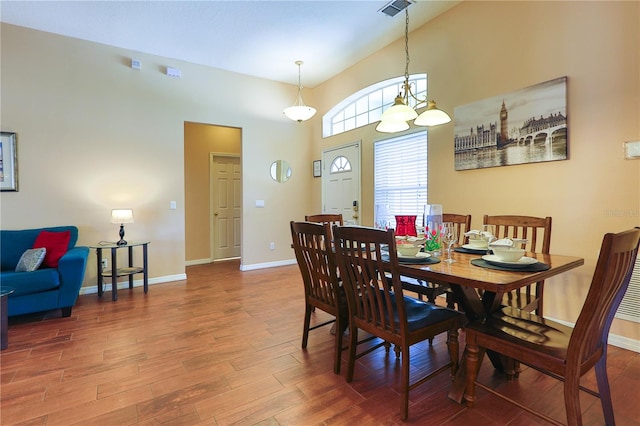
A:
0;0;460;87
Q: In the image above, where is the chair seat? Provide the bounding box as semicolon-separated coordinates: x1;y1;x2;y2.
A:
467;306;572;360
392;293;463;332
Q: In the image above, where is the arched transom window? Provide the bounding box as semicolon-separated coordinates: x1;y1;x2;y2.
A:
322;74;427;138
330;156;352;173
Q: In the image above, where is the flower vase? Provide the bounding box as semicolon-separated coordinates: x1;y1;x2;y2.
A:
394;215;417;236
424;204;443;256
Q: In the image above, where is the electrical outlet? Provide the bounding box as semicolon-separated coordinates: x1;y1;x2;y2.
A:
101;259;108;269
269;242;275;250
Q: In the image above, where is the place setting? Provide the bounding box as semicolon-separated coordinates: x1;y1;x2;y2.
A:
382;235;441;265
470;237;550;272
456;225;495;254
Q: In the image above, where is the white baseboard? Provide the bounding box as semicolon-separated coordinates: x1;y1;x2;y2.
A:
79;273;187;295
240;258;297;271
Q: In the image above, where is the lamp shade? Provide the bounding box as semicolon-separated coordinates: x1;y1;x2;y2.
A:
111;209;134;224
283;105;317;122
376;118;410;133
380;95;418;122
414;100;452;126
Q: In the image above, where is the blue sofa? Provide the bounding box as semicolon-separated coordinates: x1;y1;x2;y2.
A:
0;226;89;317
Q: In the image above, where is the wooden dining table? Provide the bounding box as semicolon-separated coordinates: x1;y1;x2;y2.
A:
395;248;584;402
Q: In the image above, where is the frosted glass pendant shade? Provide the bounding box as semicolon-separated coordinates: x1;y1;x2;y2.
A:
414;100;452;126
380;95;418;122
283;104;316;122
376;118;410;133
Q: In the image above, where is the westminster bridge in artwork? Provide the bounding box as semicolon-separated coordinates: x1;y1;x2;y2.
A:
454;112;567;153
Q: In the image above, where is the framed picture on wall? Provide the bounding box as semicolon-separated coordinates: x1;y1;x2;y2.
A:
0;132;18;191
453;76;568;171
313;160;322;177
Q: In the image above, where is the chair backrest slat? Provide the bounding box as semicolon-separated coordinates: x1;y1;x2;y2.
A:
570;228;640;366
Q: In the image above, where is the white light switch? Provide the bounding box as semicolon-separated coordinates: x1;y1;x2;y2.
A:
170;201;177;210
256;200;265;208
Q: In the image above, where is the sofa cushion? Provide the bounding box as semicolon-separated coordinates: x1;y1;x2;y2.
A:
15;248;47;272
1;226;79;271
1;269;61;296
33;230;71;268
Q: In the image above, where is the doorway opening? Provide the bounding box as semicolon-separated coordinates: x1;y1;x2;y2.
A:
184;122;242;265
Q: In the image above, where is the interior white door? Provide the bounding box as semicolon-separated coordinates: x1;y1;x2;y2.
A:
321;142;361;225
211;155;241;260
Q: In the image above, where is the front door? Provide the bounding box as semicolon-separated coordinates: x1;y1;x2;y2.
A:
321;142;361;225
211;155;241;260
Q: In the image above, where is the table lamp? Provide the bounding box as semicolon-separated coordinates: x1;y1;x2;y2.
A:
111;209;134;246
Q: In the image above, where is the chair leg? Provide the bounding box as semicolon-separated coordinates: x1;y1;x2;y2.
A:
464;334;480;407
401;344;410;421
346;326;358;382
595;356;615;426
333;314;347;375
301;303;312;349
563;370;583;426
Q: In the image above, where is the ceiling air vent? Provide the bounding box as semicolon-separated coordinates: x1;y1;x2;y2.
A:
379;0;414;17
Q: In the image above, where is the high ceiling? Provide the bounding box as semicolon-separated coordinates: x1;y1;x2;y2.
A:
0;0;460;87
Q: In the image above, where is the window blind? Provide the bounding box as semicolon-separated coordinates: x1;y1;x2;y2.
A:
374;131;428;229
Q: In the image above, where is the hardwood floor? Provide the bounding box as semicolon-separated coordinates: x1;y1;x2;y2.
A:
1;260;639;425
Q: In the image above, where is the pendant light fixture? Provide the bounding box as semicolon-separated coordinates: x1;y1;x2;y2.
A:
283;60;316;123
376;5;451;133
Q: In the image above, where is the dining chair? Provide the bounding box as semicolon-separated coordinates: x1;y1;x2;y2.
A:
444;213;473;246
332;225;467;421
304;213;343;228
483;214;552;314
401;213;471;310
290;221;347;374
463;227;640;426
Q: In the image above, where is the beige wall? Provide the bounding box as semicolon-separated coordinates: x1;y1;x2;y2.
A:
0;23;314;285
312;1;639;341
184;122;241;262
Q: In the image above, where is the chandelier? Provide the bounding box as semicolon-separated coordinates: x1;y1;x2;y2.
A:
376;6;451;133
283;60;317;123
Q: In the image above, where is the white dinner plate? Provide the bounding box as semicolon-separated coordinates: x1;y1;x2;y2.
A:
482;254;537;268
398;252;431;260
462;244;487;250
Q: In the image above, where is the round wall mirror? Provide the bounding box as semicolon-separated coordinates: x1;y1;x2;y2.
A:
270;160;292;183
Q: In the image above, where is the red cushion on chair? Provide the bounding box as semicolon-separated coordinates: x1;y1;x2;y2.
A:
33;230;71;268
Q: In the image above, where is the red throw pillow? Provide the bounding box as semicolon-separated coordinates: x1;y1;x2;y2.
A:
33;230;71;268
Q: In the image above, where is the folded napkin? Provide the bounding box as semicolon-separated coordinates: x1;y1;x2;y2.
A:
489;237;528;247
490;238;514;247
464;230;494;239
